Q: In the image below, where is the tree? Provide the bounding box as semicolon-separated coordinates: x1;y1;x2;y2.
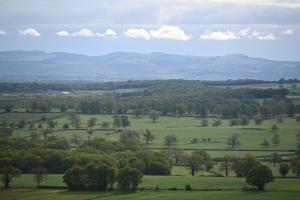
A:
240;116;249;126
117;167;143;192
186;150;212;176
229;119;239;126
246;165;274;190
0;166;22;188
86;128;94;144
4;104;13;113
41;128;52;139
149;111;159;123
113;115;122;128
63;123;69;129
212;119;222;127
296;131;300;141
87;117;97;128
220;155;233;177
254;118;263;125
32;167;47;187
279;163;289;177
200;119;209;127
63;164;116;191
120;116;130;128
227;134;241;148
143;129;154;145
232;155;261;177
260;139;270;148
70;133;81;148
101;121;110;128
0;127;14;137
164;134;177;150
59;104;68;112
291;157;300;176
271;124;279;133
270;153;281;166
271;133;280;146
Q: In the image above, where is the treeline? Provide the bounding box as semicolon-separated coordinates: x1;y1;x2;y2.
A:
1;80;298;118
0;79;298;93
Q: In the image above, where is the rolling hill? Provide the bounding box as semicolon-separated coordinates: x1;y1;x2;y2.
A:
0;51;299;81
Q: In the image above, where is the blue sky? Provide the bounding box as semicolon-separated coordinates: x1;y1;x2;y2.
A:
0;0;299;60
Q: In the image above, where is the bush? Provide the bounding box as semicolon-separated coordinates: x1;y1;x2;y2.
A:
185;184;192;191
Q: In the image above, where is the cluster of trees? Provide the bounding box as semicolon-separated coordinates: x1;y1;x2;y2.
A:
63;163;142;191
2;80;299;120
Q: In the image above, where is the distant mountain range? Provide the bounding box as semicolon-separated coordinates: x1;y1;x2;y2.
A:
0;51;299;81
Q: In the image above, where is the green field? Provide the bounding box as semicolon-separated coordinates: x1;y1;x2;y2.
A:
1;189;300;200
5;174;300;191
2;113;299;153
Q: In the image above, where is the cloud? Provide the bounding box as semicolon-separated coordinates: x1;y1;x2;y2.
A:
123;28;151;40
200;29;277;40
150;26;191;41
19;28;41;37
72;28;94;37
96;29;117;37
282;29;294;35
124;26;191;40
253;32;277;40
55;30;70;37
200;31;240;40
0;30;7;35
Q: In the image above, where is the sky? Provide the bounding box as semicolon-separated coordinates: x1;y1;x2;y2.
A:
0;0;300;60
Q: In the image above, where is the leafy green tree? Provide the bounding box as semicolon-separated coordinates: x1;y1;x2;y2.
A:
117;167;143;192
246;165;274;190
279;163;289;177
270;153;281;166
87;117;97;128
3;104;13;113
32;167;47;187
271;124;279;133
186;150;212;176
260;139;270;148
271;133;280;146
101;121;110;128
70;133;81;148
86;128;94;145
220;155;233;177
232;155;261;177
164;134;177;150
120;116;130;127
227;134;241;148
212;119;222;127
149;111;159;123
0;166;22;188
240;116;249;126
254;118;263;125
143;129;154;145
291;157;300;177
113;115;122;128
200;119;209;127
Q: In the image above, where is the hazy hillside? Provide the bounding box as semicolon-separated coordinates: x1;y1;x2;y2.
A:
0;51;299;81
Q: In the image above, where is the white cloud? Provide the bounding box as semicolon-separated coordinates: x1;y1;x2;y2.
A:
123;28;151;40
19;28;41;37
282;29;294;35
200;29;277;41
0;30;7;35
150;26;191;41
96;29;117;37
200;30;240;40
124;26;191;41
55;30;70;37
255;33;277;40
72;28;94;37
